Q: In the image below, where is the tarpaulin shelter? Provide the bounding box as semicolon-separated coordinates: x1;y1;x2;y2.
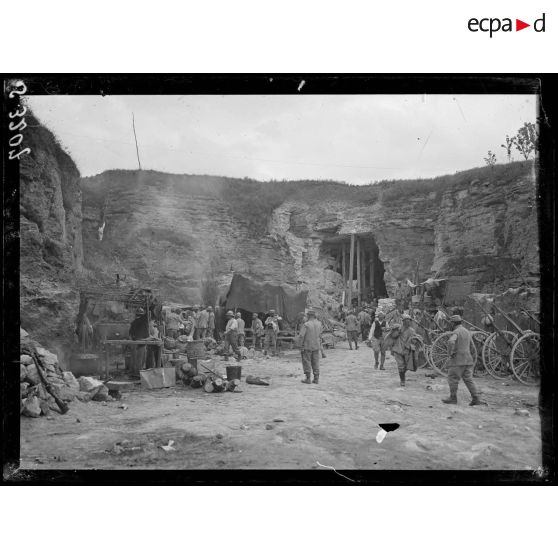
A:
224;273;308;324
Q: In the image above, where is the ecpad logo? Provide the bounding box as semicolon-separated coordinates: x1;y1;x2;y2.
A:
468;13;546;37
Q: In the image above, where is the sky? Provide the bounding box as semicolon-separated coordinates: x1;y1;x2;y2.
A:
27;94;537;184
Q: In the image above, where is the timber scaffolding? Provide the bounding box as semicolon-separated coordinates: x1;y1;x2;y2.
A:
328;232;387;306
77;286;160;323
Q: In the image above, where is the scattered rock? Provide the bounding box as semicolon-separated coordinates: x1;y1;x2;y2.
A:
118;404;128;410
92;385;110;402
216;433;224;439
39;399;51;416
22;395;41;418
265;424;275;430
78;376;103;393
76;418;81;423
273;418;285;423
20;354;33;365
24;364;41;385
62;371;80;390
514;409;530;417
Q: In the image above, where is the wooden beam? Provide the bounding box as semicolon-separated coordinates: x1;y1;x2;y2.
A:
335;250;341;273
342;243;347;302
356;238;361;306
348;233;355;308
370;249;375;297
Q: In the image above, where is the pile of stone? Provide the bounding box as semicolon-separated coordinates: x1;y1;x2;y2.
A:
19;328;110;419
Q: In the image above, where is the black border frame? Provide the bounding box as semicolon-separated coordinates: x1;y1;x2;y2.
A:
2;74;556;485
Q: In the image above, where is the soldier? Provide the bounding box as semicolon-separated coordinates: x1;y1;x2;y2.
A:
264;309;282;356
368;310;387;370
223;310;241;361
358;306;372;341
442;315;487;406
235;312;246;346
345;309;360;350
299;310;323;384
389;313;417;387
207;306;216;339
252;312;264;349
196;306;210;339
192;305;201;339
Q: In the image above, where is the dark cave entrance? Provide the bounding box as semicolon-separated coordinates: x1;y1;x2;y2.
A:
321;233;387;306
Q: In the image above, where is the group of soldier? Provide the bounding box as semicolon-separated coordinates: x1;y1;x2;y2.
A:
223;308;283;361
165;305;216;341
162;299;485;406
297;303;486;406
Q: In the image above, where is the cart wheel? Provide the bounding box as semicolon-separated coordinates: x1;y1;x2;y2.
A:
510;331;540;386
471;330;490;377
429;331;477;377
482;330;518;379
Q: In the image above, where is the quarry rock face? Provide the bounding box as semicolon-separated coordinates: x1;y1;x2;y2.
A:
19;115;83;366
80;163;537;311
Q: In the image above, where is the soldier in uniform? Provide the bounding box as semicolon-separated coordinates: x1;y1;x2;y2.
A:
442;315;486;406
389;313;417;387
299;310;323;384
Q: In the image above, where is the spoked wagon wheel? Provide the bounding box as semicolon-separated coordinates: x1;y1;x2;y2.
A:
510;331;540;386
471;330;490;377
482;331;517;379
429;331;478;377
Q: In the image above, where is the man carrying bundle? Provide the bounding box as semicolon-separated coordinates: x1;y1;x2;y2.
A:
368;310;387;370
387;313;417;387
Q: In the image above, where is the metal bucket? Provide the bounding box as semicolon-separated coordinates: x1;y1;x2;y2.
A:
225;365;242;381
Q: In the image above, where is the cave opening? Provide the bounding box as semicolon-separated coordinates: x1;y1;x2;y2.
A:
321;233;388;306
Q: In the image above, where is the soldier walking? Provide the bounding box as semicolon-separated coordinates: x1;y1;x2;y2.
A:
368;310;387;369
442;315;487;406
345;309;360;350
388;313;417;387
299;310;323;384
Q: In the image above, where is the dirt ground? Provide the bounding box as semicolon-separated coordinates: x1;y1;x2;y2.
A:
20;341;542;470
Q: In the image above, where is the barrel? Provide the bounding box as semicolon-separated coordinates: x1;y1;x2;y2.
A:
225;365;242;381
69;353;101;377
185;340;207;359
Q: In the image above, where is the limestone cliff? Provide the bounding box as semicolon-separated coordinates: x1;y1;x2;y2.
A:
81;161;538;310
19;114;83;364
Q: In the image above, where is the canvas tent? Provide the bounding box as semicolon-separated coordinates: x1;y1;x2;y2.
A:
224;273;308;324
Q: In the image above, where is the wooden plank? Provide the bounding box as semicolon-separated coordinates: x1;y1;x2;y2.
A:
348;233;355;308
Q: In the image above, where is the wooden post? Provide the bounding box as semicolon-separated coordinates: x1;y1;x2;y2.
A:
370;249;376;297
348;233;355;308
356;238;361;306
360;247;366;299
335;250;341;273
342;242;347;303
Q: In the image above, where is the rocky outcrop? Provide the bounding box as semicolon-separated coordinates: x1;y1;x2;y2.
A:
433;166;539;293
81;162;537;312
20;114;83;365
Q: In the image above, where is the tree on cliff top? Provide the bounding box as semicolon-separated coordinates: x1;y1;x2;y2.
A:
512;122;538;161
